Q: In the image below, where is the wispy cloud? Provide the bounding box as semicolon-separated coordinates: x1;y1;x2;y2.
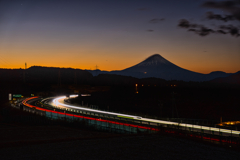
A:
146;29;154;32
205;11;236;22
178;19;240;37
149;18;165;23
178;1;240;37
202;0;240;21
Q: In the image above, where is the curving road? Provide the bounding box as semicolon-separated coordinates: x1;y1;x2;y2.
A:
46;95;240;137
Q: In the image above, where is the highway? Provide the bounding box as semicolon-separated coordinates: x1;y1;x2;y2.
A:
46;95;240;137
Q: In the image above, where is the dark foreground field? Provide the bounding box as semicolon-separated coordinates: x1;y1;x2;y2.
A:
1;125;240;160
1;105;240;160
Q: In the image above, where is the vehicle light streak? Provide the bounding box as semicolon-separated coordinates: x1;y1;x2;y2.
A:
52;96;143;120
22;97;159;131
22;96;240;144
51;95;240;136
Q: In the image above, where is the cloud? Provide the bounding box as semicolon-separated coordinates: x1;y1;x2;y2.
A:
146;29;154;32
178;19;240;37
178;19;191;28
177;1;240;37
187;26;215;36
219;25;240;36
149;18;165;23
202;1;240;21
206;11;235;22
178;19;202;28
217;30;227;34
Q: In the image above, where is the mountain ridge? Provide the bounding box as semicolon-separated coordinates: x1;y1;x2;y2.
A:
88;54;237;82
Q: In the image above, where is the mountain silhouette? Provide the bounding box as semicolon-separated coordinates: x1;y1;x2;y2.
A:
211;72;240;85
123;54;186;73
92;54;235;81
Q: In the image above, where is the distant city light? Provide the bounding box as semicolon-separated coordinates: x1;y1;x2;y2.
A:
9;93;12;101
218;121;240;126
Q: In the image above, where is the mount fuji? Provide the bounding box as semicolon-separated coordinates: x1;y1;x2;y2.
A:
88;54;235;81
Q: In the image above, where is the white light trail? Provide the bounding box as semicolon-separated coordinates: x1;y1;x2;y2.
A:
50;95;240;136
52;96;142;119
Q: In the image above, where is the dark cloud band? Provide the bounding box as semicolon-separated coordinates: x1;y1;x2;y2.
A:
202;1;240;21
149;18;165;23
206;12;236;22
178;19;240;37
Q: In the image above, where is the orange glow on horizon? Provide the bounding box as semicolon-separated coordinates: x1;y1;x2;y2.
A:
1;63;239;74
1;45;239;74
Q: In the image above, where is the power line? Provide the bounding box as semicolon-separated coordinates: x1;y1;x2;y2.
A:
0;55;11;66
0;58;9;68
0;61;8;68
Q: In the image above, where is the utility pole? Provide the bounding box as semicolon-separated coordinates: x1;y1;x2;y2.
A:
95;65;99;76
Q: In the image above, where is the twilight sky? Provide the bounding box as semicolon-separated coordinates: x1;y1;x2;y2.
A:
0;0;239;73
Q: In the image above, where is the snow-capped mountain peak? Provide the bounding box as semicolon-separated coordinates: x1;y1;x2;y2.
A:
136;54;171;66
